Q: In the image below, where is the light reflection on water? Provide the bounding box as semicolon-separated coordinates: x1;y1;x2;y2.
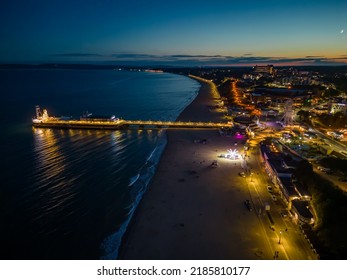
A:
27;126;162;258
31;128;77;221
33;128;66;183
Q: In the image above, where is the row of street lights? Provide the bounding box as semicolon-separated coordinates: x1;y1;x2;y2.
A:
242;150;287;258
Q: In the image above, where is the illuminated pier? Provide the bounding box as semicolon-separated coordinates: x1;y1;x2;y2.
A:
32;106;232;130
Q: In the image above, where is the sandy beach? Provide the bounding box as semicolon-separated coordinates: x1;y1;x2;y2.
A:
119;78;271;260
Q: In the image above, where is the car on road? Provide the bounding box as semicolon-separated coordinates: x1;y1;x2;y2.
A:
271;195;277;201
239;172;246;177
267;185;273;193
317;166;330;173
244;199;253;211
281;210;289;218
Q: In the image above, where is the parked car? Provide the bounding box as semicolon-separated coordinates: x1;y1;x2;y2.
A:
317;166;330;173
281;211;288;218
239;172;246;177
244;199;253;211
267;185;273;193
271;195;277;201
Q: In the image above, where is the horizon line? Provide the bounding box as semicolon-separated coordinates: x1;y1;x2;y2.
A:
1;53;347;67
1;62;347;68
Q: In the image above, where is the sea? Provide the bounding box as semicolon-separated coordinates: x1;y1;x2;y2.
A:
0;68;200;260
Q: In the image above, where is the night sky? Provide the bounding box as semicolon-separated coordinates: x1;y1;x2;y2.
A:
1;0;346;65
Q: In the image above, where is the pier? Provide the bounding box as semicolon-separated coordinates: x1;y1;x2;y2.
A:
32;106;232;130
32;118;232;130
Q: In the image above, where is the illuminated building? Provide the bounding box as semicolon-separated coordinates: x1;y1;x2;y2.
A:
260;140;314;224
252;64;274;75
250;87;313;107
328;98;347;115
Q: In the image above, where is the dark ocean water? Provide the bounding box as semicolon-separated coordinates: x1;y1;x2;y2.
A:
0;69;200;259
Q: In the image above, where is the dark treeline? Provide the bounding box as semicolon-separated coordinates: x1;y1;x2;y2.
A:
295;161;347;259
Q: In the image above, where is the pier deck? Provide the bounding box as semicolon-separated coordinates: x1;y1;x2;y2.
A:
32;119;232;130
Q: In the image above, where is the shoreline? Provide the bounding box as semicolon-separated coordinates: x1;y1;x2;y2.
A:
117;76;218;259
118;76;264;259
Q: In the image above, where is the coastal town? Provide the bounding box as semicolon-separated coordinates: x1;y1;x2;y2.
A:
22;63;347;260
3;63;347;261
2;2;347;279
120;65;347;260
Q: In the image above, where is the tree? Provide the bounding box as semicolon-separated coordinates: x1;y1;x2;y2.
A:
294;159;313;177
296;109;310;121
324;88;340;98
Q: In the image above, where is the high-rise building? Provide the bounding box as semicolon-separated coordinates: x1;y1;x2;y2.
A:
253;64;274;75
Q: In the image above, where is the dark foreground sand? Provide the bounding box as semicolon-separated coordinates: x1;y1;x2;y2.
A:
119;78;268;260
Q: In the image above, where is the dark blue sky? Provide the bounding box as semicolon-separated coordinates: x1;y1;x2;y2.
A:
1;0;346;65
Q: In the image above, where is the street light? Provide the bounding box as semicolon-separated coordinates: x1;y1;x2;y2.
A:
278;230;282;244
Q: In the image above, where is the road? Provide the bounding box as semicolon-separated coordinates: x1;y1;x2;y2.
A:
241;127;318;259
308;126;347;155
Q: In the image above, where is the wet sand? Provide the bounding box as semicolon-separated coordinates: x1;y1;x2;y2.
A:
119;78;265;260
